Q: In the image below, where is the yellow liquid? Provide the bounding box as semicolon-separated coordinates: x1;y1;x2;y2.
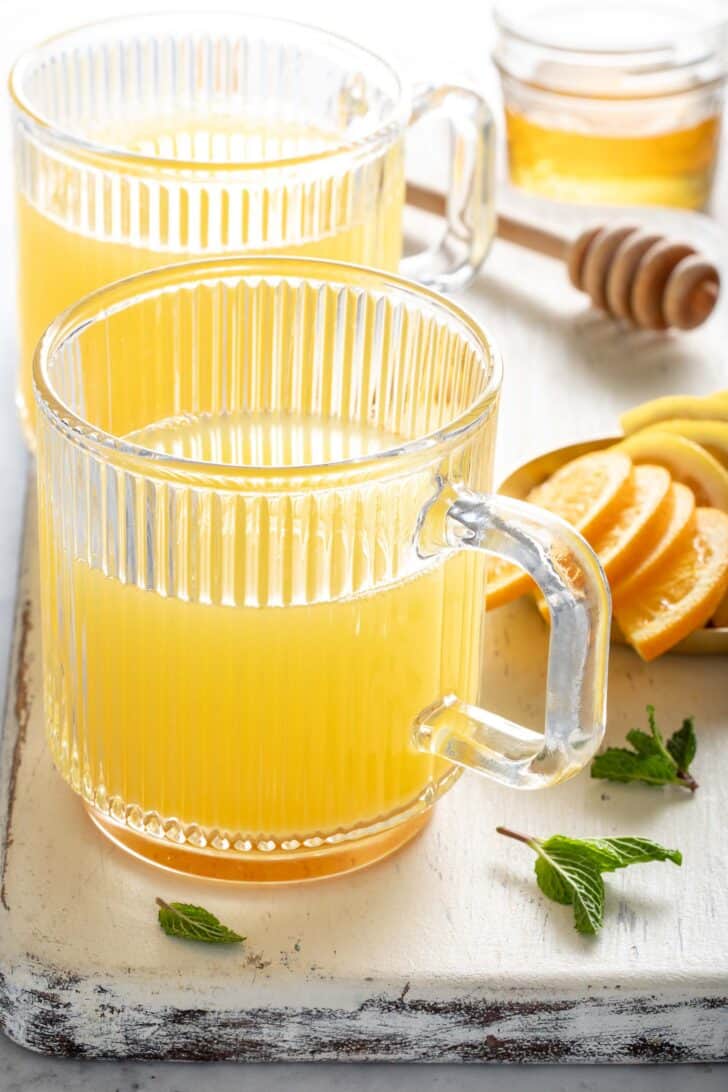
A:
42;412;485;842
505;107;721;208
17;116;404;436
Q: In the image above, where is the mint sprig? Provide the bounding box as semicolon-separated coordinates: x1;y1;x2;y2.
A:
156;898;245;945
496;827;682;935
591;705;698;791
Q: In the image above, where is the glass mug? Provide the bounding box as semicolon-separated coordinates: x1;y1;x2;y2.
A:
11;13;495;441
35;257;610;882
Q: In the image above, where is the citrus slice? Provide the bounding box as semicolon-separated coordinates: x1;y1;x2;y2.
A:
638;418;728;469
611;482;695;608
486;449;632;608
526;449;633;528
615;507;728;661
534;465;670;621
533;546;591;624
588;464;671;584
617;430;728;510
712;591;728;628
620;394;728;434
486;556;535;609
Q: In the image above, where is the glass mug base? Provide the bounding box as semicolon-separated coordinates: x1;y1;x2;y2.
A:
85;802;435;883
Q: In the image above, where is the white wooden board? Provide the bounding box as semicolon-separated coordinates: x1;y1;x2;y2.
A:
1;203;727;1062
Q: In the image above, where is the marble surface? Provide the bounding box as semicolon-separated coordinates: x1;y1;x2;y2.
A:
0;0;726;1087
0;1041;724;1092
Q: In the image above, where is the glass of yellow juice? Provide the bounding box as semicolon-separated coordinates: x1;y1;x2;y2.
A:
11;14;495;442
34;257;610;882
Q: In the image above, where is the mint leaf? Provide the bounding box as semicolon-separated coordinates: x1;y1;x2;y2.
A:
496;827;682;936
591;749;676;786
534;844;605;934
543;835;682;872
156;898;245;944
591;705;698;792
625;730;661;757
533;855;573;905
666;717;696;772
646;704;662;742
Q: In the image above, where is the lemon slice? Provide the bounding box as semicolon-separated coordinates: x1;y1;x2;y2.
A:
617;430;728;510
637;419;728;470
615;508;728;661
588;464;671;584
620;394;728;434
486;449;632;609
612;482;695;609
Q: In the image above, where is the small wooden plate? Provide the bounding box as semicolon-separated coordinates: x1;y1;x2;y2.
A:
498;436;728;657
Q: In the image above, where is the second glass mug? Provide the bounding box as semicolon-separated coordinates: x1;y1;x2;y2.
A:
11;12;495;440
35;257;610;882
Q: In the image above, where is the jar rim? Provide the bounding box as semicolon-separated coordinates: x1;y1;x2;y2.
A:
34;257;502;489
493;0;728;97
9;12;408;176
494;0;727;58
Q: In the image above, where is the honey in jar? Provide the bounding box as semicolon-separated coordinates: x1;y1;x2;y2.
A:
494;0;727;209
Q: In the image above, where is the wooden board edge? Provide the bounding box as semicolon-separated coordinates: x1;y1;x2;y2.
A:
0;471;34;914
0;958;726;1063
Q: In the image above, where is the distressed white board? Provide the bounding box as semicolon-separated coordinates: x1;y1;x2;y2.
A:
1;203;727;1062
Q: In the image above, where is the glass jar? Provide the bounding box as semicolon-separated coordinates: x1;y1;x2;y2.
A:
493;0;728;208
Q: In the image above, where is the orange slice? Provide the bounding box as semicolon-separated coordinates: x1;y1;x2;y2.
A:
617;430;728;510
611;482;695;608
486;449;632;608
712;591;728;628
615;507;728;661
486;556;534;609
588;464;671;584
534;465;670;621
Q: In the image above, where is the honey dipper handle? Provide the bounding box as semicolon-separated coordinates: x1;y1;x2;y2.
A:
406;183;569;259
406;182;448;218
495;212;568;261
406;182;720;330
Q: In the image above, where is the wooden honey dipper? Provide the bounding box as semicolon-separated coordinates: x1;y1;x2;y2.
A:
406;183;720;331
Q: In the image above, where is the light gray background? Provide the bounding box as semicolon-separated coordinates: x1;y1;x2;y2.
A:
0;0;725;1087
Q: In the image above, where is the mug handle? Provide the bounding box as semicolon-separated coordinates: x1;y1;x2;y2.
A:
400;83;496;292
414;479;611;789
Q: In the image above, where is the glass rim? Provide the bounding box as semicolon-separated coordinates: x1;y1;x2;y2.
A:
9;12;409;175
34;256;502;486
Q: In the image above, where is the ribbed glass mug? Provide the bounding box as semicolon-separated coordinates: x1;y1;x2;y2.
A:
11;13;494;441
35;257;610;882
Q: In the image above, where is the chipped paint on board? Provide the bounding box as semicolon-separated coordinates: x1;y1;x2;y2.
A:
1;598;32;912
1;956;727;1061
